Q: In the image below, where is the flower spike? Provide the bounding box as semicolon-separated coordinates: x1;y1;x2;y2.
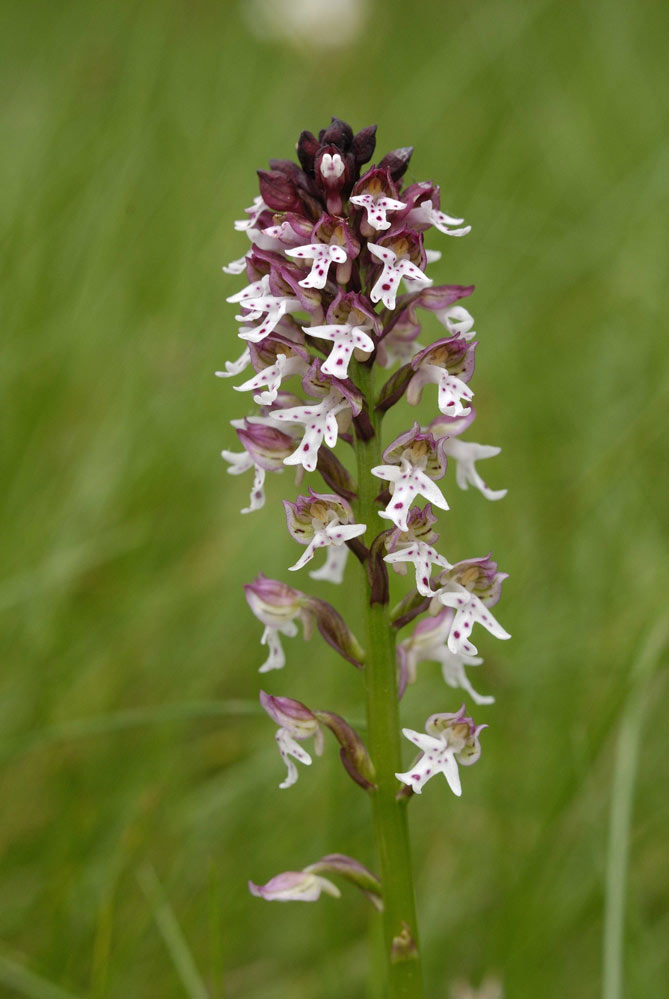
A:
219;118;510;981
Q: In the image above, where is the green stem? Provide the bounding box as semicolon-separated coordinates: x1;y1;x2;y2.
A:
353;361;423;999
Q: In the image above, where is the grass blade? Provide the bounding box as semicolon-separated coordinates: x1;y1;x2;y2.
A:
137;864;209;999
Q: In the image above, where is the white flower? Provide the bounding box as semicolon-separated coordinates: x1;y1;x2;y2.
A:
233;195;268;232
285;243;348;289
259;617;297;671
405;199;471;237
259;690;324;788
226;274;271;308
368;243;432;310
436;582;511;656
435;304;476;339
215;346;251;379
288;516;365;572
249;870;340;902
245;578;310;672
233;352;306;406
410;364;474;418
372;459;449;532
349;191;406;230
319;152;345;179
220;449;267;514
284;492;366;572
441;438;507;501
222;253;248;274
384;541;451;597
304;323;375;378
237;293;301;343
271;391;351;472
396;705;485;797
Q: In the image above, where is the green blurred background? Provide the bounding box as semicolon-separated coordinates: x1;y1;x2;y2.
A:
1;0;668;996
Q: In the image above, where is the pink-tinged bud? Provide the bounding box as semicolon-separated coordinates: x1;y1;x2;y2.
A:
314;711;376;790
249;870;340;903
259;690;320;738
236;421;295;471
305;854;383;910
244;574;305;628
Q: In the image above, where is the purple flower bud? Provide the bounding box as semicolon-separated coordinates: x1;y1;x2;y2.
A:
300;594;365;667
314;711;376;790
257;168;304;214
378;146;414;182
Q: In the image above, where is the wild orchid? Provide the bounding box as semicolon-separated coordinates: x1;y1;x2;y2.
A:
219;117;510;998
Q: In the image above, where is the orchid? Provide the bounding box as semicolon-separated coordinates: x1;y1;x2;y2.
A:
260;690;324;788
397;608;493;704
396;705;486;796
305;322;375;378
368;241;432;310
271;389;354;472
285;242;348;288
284;490;366;572
217;116;510;995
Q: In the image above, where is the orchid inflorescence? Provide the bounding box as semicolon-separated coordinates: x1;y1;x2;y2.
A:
219;117;509;982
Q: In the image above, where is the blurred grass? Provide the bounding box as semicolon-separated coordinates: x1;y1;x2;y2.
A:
1;0;668;996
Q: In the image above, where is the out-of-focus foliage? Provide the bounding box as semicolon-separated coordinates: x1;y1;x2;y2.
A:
1;0;667;996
